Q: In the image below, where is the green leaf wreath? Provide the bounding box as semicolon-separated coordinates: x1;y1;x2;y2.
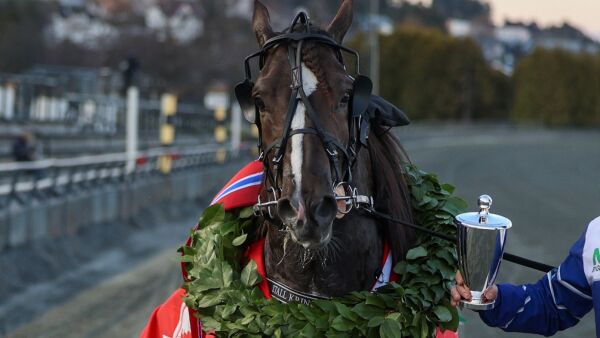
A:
179;165;467;337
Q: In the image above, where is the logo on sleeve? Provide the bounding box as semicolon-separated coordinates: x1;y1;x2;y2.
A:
593;248;600;273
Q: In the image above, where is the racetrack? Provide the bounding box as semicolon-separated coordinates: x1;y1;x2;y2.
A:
3;124;599;338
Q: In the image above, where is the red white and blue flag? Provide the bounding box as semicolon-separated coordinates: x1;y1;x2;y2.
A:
209;161;263;210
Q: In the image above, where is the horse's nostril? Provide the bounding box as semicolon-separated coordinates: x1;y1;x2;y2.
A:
310;196;337;227
277;198;298;224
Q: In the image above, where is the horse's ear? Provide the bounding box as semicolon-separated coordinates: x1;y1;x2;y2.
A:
253;0;275;47
326;0;353;44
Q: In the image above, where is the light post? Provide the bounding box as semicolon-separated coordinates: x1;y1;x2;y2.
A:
369;0;380;95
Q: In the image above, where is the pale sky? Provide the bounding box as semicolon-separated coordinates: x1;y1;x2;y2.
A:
409;0;600;40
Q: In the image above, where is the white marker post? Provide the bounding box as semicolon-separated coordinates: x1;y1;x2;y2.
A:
231;103;242;157
5;84;15;120
126;86;139;174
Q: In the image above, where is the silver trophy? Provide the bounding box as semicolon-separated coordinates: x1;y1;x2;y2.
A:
455;195;512;310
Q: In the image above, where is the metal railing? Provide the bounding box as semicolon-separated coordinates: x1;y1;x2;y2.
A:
0;143;252;208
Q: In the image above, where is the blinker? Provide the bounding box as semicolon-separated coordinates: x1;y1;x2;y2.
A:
351;75;373;119
235;80;257;124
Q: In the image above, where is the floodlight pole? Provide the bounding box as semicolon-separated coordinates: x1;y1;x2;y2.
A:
369;0;380;95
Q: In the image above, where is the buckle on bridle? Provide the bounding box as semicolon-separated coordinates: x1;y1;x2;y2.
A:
272;154;283;164
291;67;302;89
333;182;374;214
253;186;280;218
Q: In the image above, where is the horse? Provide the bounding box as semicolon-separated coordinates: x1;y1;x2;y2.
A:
240;0;417;298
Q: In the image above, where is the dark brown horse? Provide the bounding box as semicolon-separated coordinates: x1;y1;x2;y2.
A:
247;0;416;298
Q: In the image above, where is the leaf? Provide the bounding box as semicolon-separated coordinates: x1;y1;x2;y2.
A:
379;318;402;338
433;305;452;322
334;302;356;321
232;233;248;246
199;204;225;228
240;260;261;287
352;303;385;320
367;316;385;328
331;316;354;332
221;304;238;319
440;196;467;216
200;316;221;331
300;323;316;337
313;299;336;312
221;265;233;288
406;246;428;260
441;183;455;194
197;293;222;308
261;305;282;317
365;295;386;309
239;207;254;219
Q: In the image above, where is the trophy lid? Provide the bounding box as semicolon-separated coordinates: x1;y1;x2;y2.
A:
455;195;512;230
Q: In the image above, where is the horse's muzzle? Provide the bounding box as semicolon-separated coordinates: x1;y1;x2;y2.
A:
277;195;337;248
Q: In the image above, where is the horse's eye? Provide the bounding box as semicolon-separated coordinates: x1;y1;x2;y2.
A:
255;98;266;111
340;93;351;105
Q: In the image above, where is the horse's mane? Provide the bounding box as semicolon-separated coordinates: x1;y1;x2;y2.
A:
367;125;416;264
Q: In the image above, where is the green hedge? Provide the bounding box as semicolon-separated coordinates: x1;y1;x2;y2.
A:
351;28;600;127
512;48;600;127
350;28;510;122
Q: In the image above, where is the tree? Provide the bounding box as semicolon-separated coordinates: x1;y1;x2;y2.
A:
512;49;600;127
0;0;52;72
351;27;509;121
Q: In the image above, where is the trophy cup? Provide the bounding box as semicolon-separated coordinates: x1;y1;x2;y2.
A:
455;195;512;310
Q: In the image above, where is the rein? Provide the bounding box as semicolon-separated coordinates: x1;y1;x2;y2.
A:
364;208;556;273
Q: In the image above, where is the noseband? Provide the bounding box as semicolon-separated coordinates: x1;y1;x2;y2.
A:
235;12;374;221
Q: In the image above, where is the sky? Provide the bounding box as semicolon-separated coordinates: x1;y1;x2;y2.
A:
409;0;600;40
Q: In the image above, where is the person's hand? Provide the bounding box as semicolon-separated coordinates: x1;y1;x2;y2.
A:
450;271;498;307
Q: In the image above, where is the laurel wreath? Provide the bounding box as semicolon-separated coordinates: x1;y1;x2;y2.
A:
179;165;466;337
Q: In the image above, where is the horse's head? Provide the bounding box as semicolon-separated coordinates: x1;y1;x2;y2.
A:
245;0;360;249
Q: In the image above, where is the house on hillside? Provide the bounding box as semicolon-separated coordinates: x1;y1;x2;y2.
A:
145;0;204;44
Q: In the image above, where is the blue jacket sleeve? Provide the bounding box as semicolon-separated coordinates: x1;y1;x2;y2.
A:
478;227;594;336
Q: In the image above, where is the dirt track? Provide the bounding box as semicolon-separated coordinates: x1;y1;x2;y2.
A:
7;248;180;338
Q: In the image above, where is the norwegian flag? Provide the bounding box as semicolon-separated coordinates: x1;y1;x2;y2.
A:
210;161;263;209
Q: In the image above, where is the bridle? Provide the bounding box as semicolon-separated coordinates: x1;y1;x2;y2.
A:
235;12;375;220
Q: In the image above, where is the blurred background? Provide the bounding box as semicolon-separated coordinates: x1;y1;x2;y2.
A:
0;0;598;337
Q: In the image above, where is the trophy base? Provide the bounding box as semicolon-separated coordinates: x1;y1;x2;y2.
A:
460;299;496;311
460;291;496;310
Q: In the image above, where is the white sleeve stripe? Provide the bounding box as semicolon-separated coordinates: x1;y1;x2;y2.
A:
557;266;593;300
547;272;584;320
501;296;531;328
547;272;568;310
501;317;515;329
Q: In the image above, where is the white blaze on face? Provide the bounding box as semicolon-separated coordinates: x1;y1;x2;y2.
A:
290;63;319;198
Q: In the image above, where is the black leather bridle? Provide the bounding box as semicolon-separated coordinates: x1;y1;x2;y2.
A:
235;12;375;219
